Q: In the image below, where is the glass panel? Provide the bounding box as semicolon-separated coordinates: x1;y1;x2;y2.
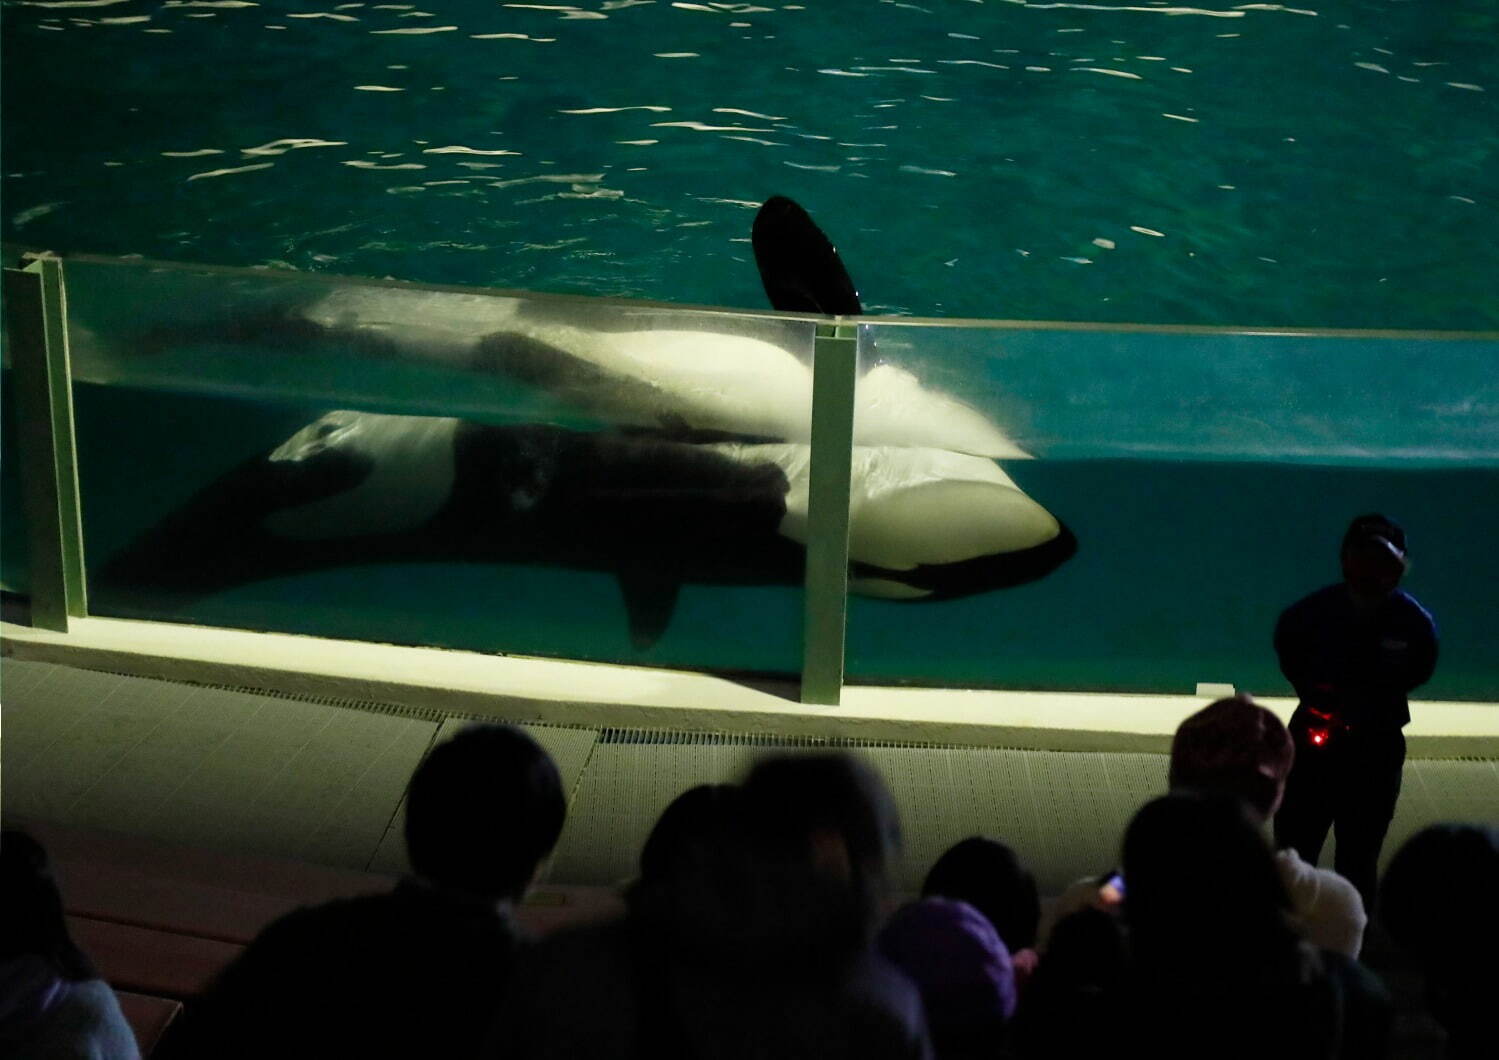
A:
2;268;33;596
1;365;29;596
66;256;815;674
844;322;1499;700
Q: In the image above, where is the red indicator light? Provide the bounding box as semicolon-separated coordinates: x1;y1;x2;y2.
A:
1310;730;1327;746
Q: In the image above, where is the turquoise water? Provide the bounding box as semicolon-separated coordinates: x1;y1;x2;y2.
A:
63;374;1499;700
848;460;1499;698
3;1;1497;698
4;0;1498;328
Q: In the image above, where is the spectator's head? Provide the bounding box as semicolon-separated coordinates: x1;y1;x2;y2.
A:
1040;907;1128;987
638;783;742;888
742;752;899;884
1381;824;1499;1054
628;783;754;961
1007;907;1127;1060
403;724;565;901
739;752;901;960
878;898;1015;1058
1381;822;1499;963
922;837;1041;951
1123;791;1300;977
1169;695;1294;823
0;830;98;980
1340;513;1408;602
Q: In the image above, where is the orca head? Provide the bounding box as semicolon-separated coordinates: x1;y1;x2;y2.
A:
836;450;1077;601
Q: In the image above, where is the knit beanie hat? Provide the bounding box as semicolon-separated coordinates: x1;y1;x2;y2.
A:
878;897;1016;1051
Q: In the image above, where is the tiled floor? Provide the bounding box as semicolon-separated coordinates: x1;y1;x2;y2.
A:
548;736;764;885
4;657;1496;894
4;660;438;868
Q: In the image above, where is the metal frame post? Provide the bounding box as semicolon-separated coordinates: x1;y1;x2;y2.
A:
5;258;86;630
801;322;857;704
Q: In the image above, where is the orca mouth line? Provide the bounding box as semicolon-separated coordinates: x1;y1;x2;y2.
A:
853;523;1079;601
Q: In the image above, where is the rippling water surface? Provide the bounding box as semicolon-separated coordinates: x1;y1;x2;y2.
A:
4;0;1497;327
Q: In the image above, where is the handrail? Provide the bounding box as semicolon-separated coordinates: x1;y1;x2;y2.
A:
10;244;1498;340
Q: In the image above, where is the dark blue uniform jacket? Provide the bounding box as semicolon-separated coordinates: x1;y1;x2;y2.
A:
1274;585;1437;730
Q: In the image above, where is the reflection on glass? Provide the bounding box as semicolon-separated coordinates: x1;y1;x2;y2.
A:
854;324;1499;464
66;258;835;669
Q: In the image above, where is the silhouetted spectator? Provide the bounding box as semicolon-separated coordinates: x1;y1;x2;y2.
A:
1123;792;1390;1060
633;783;741;898
625;782;756;980
1009;907;1127;1060
0;830;140;1060
161;723;566;1060
736;752;906;968
494;754;931;1060
878;898;1014;1059
1042;696;1367;957
1274;513;1437;911
1173;695;1366;956
1380;823;1499;1060
921;836;1040;985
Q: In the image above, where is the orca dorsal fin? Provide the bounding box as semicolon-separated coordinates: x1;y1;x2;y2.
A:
616;568;682;650
752;196;863;316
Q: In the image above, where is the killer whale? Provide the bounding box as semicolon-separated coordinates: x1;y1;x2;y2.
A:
97;411;1076;647
93;196;1077;645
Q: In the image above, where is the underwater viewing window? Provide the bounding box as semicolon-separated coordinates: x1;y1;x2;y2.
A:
4;251;1498;701
845;320;1499;697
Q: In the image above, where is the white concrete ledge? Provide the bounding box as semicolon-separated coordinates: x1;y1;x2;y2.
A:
4;617;1496;756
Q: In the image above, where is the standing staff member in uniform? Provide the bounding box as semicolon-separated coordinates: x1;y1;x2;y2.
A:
1272;514;1438;913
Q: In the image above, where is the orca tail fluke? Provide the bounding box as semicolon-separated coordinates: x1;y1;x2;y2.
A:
751;196;863;316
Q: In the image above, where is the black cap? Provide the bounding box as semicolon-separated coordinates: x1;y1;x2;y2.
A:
1341;513;1406;558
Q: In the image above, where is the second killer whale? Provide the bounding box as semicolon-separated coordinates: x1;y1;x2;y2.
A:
95;198;1077;646
84;208;1024;458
